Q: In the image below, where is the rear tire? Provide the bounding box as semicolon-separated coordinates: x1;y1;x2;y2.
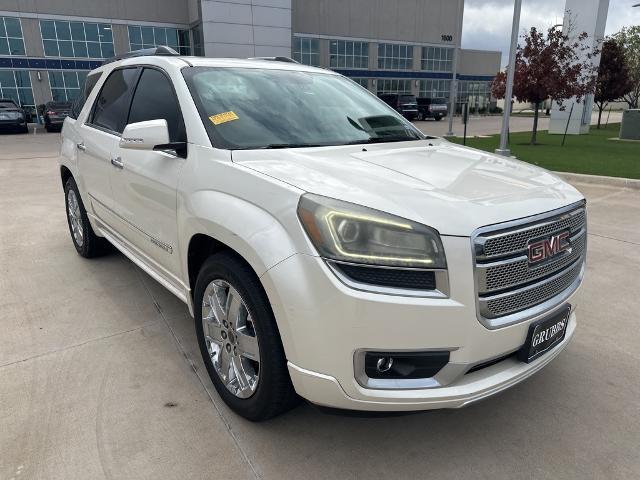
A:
194;252;298;421
435;116;443;121
64;177;111;258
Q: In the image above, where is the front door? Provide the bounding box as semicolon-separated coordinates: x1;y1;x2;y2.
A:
109;67;187;280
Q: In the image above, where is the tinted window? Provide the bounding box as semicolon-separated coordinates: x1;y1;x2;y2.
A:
0;100;18;109
127;68;185;142
70;72;102;119
91;68;138;132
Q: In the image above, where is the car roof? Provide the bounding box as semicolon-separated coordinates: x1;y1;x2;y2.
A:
90;55;337;76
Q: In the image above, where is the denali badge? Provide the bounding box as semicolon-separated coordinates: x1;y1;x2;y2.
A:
528;231;570;264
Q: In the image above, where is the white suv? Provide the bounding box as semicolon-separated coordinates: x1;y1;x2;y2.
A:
59;51;586;421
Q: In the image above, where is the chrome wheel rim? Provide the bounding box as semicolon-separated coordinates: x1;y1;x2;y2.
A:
202;280;260;399
67;189;84;247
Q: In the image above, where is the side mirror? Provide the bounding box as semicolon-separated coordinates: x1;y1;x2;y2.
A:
120;119;170;150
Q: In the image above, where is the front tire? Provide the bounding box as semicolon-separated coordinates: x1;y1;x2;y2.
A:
195;252;298;421
64;177;110;257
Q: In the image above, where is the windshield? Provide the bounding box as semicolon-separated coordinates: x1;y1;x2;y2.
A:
183;67;424;150
399;95;416;104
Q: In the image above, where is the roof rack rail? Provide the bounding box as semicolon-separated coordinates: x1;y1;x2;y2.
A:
102;46;180;65
248;56;299;64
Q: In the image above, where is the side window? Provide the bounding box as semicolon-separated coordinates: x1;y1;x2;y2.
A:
70;72;102;119
90;68;139;133
127;68;185;143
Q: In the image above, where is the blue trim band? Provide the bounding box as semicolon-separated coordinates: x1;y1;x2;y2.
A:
0;56;103;70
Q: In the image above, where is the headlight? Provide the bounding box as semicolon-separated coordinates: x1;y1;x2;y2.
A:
297;194;446;269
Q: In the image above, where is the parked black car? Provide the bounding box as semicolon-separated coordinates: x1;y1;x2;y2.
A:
0;98;29;133
40;101;73;132
416;97;448;121
378;93;419;120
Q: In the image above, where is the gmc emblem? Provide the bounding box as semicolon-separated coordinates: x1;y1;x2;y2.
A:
528;231;571;264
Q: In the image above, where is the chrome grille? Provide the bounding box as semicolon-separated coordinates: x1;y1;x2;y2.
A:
480;232;586;293
479;209;586;260
473;202;587;329
483;260;583;317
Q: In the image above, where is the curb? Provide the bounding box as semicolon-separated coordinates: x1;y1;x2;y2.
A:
554;171;640;190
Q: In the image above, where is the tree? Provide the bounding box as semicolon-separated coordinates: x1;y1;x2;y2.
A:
491;26;599;145
613;26;640;109
594;38;632;128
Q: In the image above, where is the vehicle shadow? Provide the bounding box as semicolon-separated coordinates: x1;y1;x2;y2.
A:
131;254;622;480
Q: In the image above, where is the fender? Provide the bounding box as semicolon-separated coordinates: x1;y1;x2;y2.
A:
179;189;309;286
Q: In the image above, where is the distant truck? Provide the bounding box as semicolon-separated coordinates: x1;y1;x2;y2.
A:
377;93;419;120
416;97;448;121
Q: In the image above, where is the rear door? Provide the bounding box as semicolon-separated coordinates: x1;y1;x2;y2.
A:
78;67;140;225
109;66;186;278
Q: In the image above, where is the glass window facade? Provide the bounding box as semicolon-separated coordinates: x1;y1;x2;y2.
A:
377;44;413;70
40;20;114;59
191;24;204;57
377;79;412;94
0;17;25;56
293;37;320;66
128;25;191;55
0;70;34;106
457;80;493;112
48;70;89;102
421;47;454;72
419;79;451;99
329;40;368;69
349;78;369;89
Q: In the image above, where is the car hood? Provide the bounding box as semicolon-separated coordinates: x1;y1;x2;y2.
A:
232;139;584;236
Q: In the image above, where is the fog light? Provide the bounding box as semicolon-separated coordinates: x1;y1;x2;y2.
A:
376;356;393;373
364;351;449;380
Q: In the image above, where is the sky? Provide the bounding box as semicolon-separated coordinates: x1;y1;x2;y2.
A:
462;0;640;66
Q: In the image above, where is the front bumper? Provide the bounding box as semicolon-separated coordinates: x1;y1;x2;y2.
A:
261;235;580;411
0;119;26;128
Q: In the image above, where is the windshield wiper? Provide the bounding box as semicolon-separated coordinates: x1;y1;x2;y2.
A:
343;136;421;145
260;143;325;149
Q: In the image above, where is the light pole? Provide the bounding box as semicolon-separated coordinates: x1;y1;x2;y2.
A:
495;0;523;156
445;0;464;137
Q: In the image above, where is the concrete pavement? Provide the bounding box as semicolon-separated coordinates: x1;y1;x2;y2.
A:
1;131;639;480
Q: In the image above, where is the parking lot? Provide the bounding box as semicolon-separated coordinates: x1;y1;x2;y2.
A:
1;131;639;480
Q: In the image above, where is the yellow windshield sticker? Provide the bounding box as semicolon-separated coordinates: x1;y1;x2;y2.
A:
209;111;239;125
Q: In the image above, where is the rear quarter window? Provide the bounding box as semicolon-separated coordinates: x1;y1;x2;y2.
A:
70;72;102;120
90;68;139;133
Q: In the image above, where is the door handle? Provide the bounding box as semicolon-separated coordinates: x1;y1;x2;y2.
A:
110;156;124;169
76;142;86;151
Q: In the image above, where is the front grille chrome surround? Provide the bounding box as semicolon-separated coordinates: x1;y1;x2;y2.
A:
472;201;587;329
